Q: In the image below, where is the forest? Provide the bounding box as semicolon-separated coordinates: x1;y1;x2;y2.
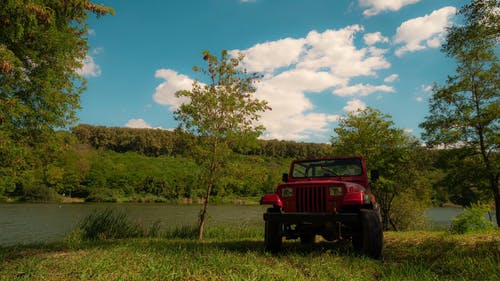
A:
0;124;492;209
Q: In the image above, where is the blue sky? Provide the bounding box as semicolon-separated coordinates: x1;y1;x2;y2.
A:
78;0;469;143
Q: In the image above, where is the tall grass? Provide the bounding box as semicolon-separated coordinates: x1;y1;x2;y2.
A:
74;208;161;240
70;208;263;242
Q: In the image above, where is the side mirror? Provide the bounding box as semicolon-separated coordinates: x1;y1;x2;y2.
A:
282;173;289;183
370;170;379;182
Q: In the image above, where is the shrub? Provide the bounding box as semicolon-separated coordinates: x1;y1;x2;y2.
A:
76;208;161;240
20;184;61;202
86;188;123;202
449;203;494;234
389;193;428;231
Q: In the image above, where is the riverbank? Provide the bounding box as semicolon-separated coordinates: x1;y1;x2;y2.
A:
1;228;499;281
1;195;262;205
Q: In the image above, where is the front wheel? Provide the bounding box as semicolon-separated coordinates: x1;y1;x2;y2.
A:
265;220;282;253
352;208;383;259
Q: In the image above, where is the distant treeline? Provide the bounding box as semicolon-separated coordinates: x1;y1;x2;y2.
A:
71;124;335;159
1;124;491;209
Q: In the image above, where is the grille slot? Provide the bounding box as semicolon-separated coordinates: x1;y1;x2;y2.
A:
296;186;328;212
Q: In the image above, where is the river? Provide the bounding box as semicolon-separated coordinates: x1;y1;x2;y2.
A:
0;204;493;246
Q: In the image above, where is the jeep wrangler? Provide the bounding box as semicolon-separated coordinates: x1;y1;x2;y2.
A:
260;156;383;258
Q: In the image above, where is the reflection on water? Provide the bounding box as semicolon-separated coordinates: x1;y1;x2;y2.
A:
0;203;268;246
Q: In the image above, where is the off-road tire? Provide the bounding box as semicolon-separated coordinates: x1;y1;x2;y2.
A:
265;220;282;253
264;208;282;253
352;208;383;259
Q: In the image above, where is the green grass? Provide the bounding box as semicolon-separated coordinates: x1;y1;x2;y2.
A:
1;227;499;281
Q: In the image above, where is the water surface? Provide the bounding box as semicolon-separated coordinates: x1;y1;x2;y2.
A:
2;204;495;246
0;203;267;246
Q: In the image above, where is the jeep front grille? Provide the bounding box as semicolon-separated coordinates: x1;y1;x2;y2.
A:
296;186;328;212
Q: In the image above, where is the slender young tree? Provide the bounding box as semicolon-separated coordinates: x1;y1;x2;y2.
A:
420;0;499;226
175;50;269;240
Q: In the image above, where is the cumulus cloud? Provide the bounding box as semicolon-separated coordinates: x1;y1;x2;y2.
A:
125;118;153;129
384;74;399;83
333;84;395;97
298;26;390;79
394;6;457;56
77;55;101;77
153;69;195;111
231;37;306;73
344;99;367;113
363;32;389;45
153;25;393;140
360;0;421;16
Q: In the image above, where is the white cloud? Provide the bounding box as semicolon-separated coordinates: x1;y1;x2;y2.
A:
363;32;389;45
394;6;457;56
125;119;152;129
92;47;104;55
360;0;421;16
260;111;340;140
344;99;367;113
416;96;424;102
231;37;306;73
421;84;433;92
384;74;399;83
333;84;395;97
77;55;101;77
153;69;194;111
154;25;393;140
404;128;414;134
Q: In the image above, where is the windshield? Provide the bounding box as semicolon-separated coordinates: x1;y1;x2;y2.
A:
291;158;363;178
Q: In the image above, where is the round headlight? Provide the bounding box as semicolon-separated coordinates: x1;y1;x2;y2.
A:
281;188;293;197
329;186;343;196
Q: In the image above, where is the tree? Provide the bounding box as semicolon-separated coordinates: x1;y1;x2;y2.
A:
331;107;424;230
175;50;269;240
420;0;499;226
0;1;113;197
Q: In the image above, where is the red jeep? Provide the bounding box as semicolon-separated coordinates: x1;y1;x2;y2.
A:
260;156;383;258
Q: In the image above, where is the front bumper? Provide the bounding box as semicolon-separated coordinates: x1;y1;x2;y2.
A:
263;212;359;227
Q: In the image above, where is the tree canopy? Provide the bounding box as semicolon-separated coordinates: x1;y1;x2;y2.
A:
0;0;113;195
332;107;426;230
0;0;114;138
420;0;499;226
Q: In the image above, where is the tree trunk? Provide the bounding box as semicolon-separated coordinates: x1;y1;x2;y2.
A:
198;141;218;240
494;194;500;227
489;172;499;227
198;180;213;241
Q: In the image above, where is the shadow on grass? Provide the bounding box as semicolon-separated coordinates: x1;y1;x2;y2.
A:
135;237;360;259
2;232;498;266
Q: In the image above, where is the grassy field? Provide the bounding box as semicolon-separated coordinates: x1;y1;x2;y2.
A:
1;225;499;281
